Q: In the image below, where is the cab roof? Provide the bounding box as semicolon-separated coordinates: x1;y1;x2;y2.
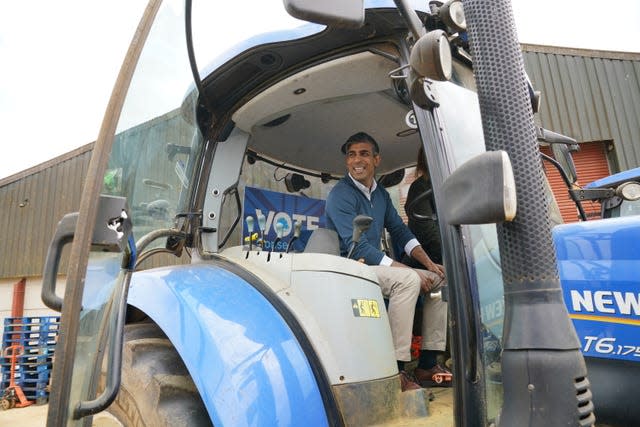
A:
198;7;428;176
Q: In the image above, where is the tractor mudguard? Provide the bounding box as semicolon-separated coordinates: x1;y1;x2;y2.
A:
554;215;640;424
126;263;332;427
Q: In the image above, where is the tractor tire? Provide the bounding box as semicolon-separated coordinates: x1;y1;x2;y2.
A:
104;322;213;427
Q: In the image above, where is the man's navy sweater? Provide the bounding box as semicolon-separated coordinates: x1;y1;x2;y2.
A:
326;175;415;265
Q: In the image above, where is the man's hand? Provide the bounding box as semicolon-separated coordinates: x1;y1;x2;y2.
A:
416;269;443;294
425;261;445;278
410;245;445;279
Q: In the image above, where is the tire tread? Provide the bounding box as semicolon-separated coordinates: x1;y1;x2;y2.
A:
106;322;212;427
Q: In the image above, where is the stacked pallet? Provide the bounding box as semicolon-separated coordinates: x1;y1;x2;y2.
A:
1;316;59;405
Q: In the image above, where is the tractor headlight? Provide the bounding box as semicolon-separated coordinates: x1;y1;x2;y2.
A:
409;30;452;81
440;0;466;32
617;181;640;201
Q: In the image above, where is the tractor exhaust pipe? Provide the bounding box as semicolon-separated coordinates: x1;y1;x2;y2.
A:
463;0;595;425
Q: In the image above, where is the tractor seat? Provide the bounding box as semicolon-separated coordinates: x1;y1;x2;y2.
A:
303;228;340;256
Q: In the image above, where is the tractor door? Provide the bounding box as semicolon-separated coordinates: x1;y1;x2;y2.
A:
45;1;315;424
43;1;204;425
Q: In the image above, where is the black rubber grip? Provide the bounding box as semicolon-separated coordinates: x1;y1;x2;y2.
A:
42;212;78;311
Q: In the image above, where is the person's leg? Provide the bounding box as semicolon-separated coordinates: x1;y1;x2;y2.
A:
371;266;421;363
415;270;450;385
420;276;447;353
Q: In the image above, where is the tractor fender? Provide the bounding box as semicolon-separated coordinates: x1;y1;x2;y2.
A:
554;215;640;424
127;263;338;427
554;214;640;363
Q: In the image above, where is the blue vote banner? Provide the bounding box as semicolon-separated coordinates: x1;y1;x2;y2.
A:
243;186;326;252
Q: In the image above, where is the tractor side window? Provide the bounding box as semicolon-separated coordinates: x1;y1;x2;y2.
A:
105;115;202;241
219;156;333;251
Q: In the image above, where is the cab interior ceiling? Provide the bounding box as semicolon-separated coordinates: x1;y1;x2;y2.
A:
231;46;422;177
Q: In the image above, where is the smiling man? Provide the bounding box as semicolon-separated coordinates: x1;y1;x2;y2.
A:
325;132;452;391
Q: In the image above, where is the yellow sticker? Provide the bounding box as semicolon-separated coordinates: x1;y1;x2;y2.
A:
352;299;380;318
369;300;380;318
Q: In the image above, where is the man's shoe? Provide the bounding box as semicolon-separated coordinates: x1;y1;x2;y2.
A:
414;365;453;387
399;370;422;392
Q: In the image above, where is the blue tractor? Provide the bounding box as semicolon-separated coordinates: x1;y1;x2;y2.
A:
42;0;600;426
584;167;640;218
541;155;640;425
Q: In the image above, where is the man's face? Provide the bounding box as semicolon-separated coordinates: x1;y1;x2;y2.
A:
346;141;380;188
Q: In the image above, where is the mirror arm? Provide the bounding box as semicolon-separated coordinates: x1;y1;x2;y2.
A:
393;0;426;40
536;126;577;145
540;152;588;221
540;152;573;188
568;188;617;202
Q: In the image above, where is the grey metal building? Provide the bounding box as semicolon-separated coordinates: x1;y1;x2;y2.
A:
523;44;640;172
0;144;93;280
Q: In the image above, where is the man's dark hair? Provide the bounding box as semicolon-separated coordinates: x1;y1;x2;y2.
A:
341;132;380;155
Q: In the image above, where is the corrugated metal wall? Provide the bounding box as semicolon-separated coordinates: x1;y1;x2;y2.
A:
0;144;93;279
522;44;640;171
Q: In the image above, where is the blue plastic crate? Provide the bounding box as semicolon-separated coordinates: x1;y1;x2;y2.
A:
2;335;56;350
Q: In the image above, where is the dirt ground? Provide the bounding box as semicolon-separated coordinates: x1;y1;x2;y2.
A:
0;403;47;426
0;404;120;426
0;395;614;426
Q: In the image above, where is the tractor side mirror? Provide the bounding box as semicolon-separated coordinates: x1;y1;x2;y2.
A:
550;143;578;185
536;127;578;185
441;151;517;225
